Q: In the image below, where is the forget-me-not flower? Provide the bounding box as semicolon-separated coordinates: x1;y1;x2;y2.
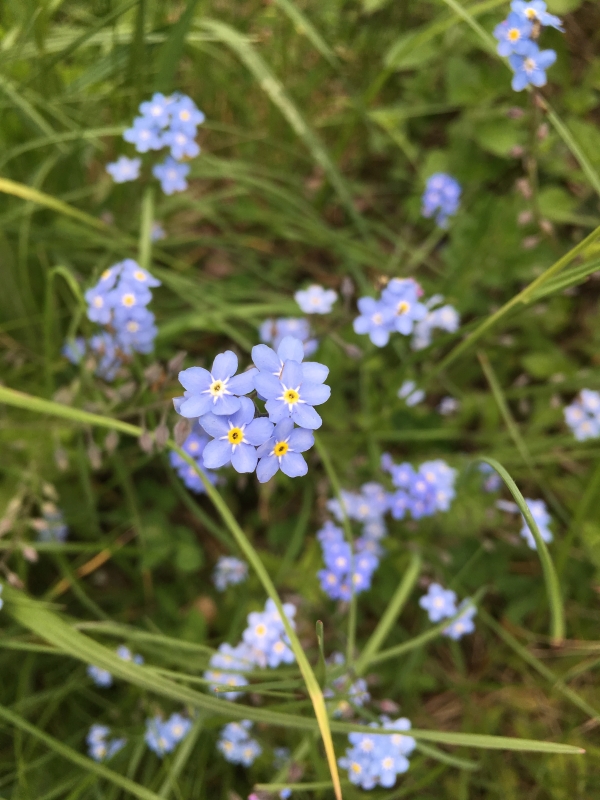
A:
174;351;257;418
564;389;600;441
256;419;315;482
294;284;338;314
352;297;396;347
254;358;331;430
87;725;126;762
520;498;553;549
217;721;262;766
152;157;190;194
199;397;274;473
381;279;427;336
493;12;534;56
213;556;248;591
422;173;461;228
443;600;477;640
419;583;457;623
106;156;142;183
511;0;563;30
259;317;318;356
123;117;164;152
509;41;557;90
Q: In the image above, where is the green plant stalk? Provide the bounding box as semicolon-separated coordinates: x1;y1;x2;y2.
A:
314;435;357;666
158;714;204;798
355;552;421;675
476;457;564;643
0;386;343;800
138;186;154;271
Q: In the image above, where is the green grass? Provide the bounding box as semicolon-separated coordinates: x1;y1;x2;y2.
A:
1;0;600;798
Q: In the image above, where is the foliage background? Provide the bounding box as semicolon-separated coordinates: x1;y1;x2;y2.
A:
1;0;600;797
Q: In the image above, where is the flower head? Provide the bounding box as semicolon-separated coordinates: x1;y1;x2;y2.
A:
564;390;600;441
511;0;564;30
123;117;164;153
256;419;315;482
520;498;553;549
174;351;257;418
493;12;534;57
443;600;477;640
198;397;274;474
294;284;338;314
419;583;457;622
213;556;248;591
509;40;557;91
259;317;318;355
353;297;396;347
381;279;427;336
106;156;141;183
422;173;461;228
254;358;331;431
152;157;190;194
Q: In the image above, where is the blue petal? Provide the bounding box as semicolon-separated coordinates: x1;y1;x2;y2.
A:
231;443;258;473
256;456;279;483
273;418;294;440
173;396;184;413
228;368;257;396
265;398;290;423
256;437;275;458
291;404;322;430
301;362;328;384
203;439;232;468
197;413;229;438
212;394;241;416
281;360;303;388
277;336;304;363
288;428;314;452
211;351;238;380
236;396;256;425
280;452;308;478
353;317;371;335
300;382;330;406
251;344;280;373
357;296;377;314
179;394;213;418
254;372;282;399
178;366;211;392
370;328;390;347
245;418;274;446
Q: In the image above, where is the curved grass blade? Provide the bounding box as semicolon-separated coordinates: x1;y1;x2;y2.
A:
273;0;339;68
198;18;366;237
0;703;162;800
476;457;564;643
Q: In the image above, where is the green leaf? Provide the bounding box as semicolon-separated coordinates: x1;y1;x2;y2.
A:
154;0;201;93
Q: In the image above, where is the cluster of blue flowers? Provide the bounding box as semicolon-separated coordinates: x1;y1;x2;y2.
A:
145;713;192;757
381;454;457;520
294;284;337;315
217;721;262;766
419;583;477;640
317;518;383;601
169;426;218;493
173;336;330;479
564;389;600;441
421;174;461;228
87;645;144;688
33;503;68;542
339;717;416;790
63;260;160;381
204;599;296;700
87;724;126;762
260;317;318;356
493;1;562;92
213;555;248;591
353;278;460;350
107;92;205;194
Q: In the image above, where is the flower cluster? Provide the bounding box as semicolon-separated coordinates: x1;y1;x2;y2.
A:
338;717;416;790
32;503;68;542
419;583;477;640
204;599;296;699
564;389;600;441
354;279;458;350
520;498;553;550
217;721;262;766
145;713;192;757
87;645;144;688
294;284;337;315
213;556;248;591
173;337;329;478
64;260;161;381
108;92;205;193
317;518;383;601
493;1;562;92
324;653;370;717
381;454;457;520
87;725;126;762
169;427;218;493
260;317;318;356
421;174;461;228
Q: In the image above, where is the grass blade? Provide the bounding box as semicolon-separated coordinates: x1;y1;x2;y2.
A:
154;0;200;93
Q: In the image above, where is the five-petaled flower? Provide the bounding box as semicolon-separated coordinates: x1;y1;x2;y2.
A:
509;41;556;91
256;419;315;482
174;351;257;418
199;397;273;473
254;358;331;430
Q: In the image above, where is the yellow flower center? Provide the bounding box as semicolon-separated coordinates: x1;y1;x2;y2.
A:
93;296;104;308
274;441;289;457
126;321;139;332
382;757;394;770
397;300;410;315
255;623;267;636
188;441;199;452
372;312;383;325
133;270;146;282
228;427;243;445
524;57;536;72
101;269;112;281
351;762;362;774
209;380;225;396
284;388;300;405
508;28;520;40
179;110;191;121
122;293;136;307
525;7;536;18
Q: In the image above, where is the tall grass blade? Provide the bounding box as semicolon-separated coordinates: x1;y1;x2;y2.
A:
154;0;200;93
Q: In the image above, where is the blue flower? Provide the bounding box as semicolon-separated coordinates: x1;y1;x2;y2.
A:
419;583;457;623
213;556;248;591
511;0;563;30
352;297;395;347
242;599;296;668
62;337;86;365
493;12;533;56
169;429;218;493
398;380;425;407
443;600;477;640
119;258;162;289
145;717;175;756
339;717;415;790
564;390;600;441
165;713;192;743
87;725;126;762
294;284;338;314
162;128;201;161
381;278;427;336
152;157;190;194
252;335;328;388
87;664;113;687
217;721;262;766
204;642;254;699
123;117;164;153
174;351;257;418
169;95;206;134
259;317;318;355
520;498;553;549
256;419;315;482
509;41;557;91
138;92;172;127
115;645;144;665
113;308;157;355
106;156;141;183
199;397;274;473
254;358;331;430
422;173;461;228
412;300;460;350
85;285;113;325
89;332;122;381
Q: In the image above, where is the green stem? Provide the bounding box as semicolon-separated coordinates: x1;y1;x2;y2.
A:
138;186;154;270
